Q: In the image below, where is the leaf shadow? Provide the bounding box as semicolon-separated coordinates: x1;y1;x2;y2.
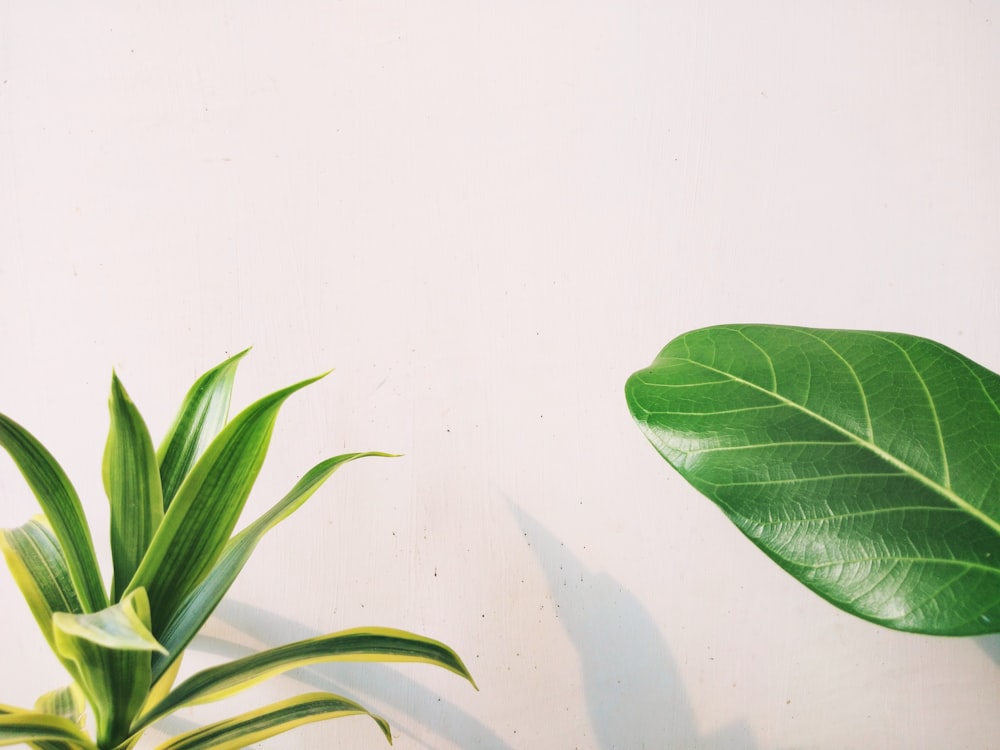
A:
511;503;758;749
137;713;201;748
976;634;1000;664
200;599;515;750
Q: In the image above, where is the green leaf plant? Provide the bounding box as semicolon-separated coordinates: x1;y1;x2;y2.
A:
0;351;475;749
626;324;1000;636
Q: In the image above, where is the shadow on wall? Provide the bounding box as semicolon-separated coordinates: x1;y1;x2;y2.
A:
204;599;515;750
511;504;757;750
978;635;1000;665
145;711;200;744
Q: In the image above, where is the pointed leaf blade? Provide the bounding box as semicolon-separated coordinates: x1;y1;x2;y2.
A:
0;532;87;750
145;657;183;716
0;705;91;750
626;324;1000;635
53;588;166;654
1;518;83;652
1;521;90;739
151;692;391;750
126;374;326;635
0;415;106;613
104;373;164;602
0;712;97;750
151;452;394;683
157;350;248;510
137;627;475;730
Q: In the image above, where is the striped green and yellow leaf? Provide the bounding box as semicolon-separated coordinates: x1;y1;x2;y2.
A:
137;626;475;730
152;452;394;683
124;373;327;636
0;711;98;750
53;589;162;747
0;416;106;613
104;374;163;603
152;692;391;750
33;684;87;730
0;518;83;655
157;350;247;510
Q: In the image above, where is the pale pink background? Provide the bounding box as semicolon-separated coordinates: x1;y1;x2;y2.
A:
1;3;998;748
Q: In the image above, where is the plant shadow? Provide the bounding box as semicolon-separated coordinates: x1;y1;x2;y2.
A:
511;504;758;749
977;634;1000;664
202;598;515;750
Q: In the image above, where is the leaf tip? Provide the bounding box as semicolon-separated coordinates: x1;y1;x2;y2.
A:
296;369;335;391
109;369;138;408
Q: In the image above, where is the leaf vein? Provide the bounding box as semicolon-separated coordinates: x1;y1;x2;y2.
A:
703;471;910;487
798;556;998;577
730;327;778;392
868;332;951;489
757;505;966;526
798;329;874;441
645;404;785;417
687;440;855;456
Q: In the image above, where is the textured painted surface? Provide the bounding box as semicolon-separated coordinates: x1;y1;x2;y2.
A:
1;2;998;747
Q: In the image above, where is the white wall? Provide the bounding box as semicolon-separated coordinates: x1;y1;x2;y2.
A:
1;2;998;748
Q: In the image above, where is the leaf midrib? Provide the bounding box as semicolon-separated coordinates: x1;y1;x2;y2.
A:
795;554;996;576
648;356;1000;539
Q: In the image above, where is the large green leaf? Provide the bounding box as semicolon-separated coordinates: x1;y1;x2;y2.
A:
151;452;393;684
626;324;1000;635
53;589;163;747
135;627;475;731
0;415;107;613
157;350;248;510
104;373;164;602
124;374;326;635
151;692;391;750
